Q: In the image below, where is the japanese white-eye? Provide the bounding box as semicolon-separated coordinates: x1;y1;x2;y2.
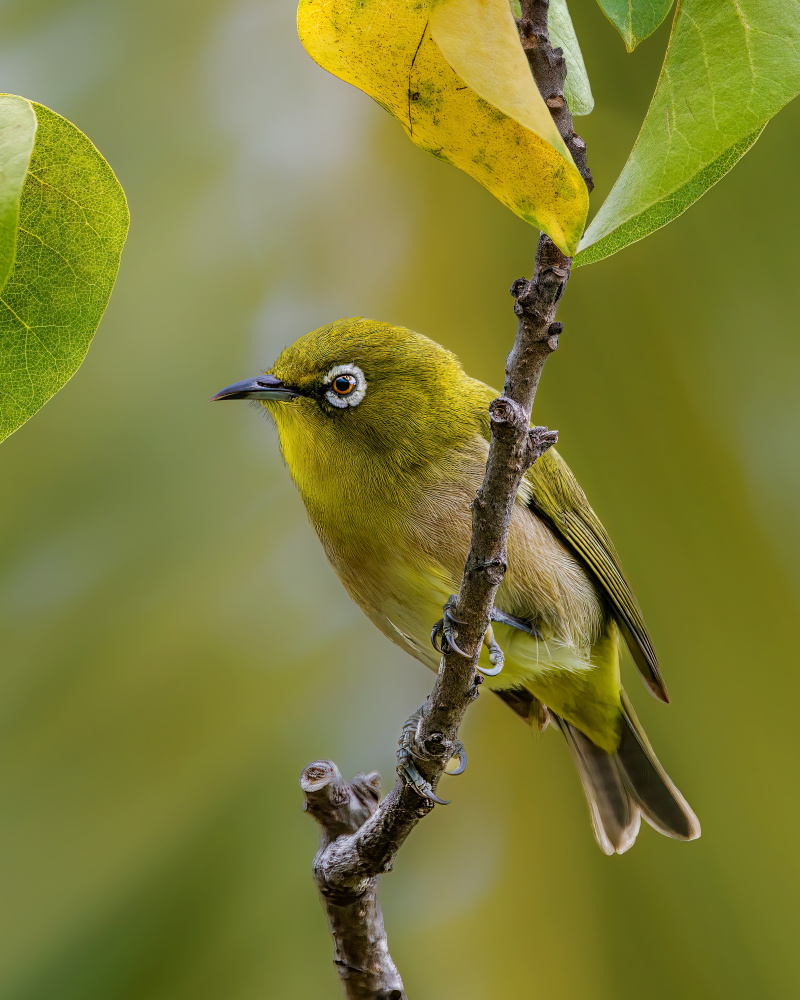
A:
212;318;700;854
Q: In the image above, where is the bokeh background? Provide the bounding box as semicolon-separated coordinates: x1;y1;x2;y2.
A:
1;1;799;997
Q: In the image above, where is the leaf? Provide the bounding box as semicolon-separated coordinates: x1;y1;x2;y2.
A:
549;0;594;116
0;96;36;296
596;0;675;51
0;99;128;443
576;0;800;267
297;0;588;254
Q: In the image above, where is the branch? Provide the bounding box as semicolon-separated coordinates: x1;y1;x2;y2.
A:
301;3;593;994
518;0;594;195
300;762;405;999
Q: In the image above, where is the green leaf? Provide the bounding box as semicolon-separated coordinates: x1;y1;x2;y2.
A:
0;99;128;443
297;0;589;254
0;96;36;297
576;0;800;267
550;0;594;116
597;0;674;51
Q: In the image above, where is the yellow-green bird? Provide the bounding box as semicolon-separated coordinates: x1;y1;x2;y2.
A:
212;317;700;854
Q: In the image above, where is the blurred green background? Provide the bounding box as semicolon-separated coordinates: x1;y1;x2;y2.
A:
1;1;799;997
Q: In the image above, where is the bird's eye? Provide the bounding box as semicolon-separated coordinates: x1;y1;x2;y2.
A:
323;363;367;409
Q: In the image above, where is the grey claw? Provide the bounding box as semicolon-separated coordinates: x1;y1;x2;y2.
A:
397;708;459;803
430;596;469;658
476;659;503;677
443;628;468;658
445;743;467;776
478;624;504;676
399;760;450;805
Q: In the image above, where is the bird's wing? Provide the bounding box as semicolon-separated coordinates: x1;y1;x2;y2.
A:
525;448;669;703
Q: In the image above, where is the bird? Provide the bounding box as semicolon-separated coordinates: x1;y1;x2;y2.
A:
211;317;700;855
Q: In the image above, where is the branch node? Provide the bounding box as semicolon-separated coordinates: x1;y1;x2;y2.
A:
546;321;562;351
510;276;528;305
489;395;528;433
518;18;535;39
468;557;507;586
528;426;559;462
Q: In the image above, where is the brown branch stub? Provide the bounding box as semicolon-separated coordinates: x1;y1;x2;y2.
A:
302;760;381;844
301;762;407;999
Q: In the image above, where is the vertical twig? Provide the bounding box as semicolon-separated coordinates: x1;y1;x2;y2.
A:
301;2;593;994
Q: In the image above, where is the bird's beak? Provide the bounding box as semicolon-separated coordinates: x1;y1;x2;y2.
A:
209;375;299;402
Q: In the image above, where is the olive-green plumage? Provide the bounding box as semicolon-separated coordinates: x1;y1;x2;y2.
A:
215;317;700;854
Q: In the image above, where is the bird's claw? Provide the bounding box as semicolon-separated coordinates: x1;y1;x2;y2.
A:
430;595;468;658
477;624;504;676
397;756;450;805
396;711;468;805
445;742;468;775
431;602;505;675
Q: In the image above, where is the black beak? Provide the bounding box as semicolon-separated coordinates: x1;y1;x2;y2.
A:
209;375;299;402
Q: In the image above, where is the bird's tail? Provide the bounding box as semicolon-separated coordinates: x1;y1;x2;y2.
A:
552;691;701;855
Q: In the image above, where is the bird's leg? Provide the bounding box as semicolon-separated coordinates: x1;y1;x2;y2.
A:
478;607;544;678
490;606;543;640
396;709;467;806
430;595;468;657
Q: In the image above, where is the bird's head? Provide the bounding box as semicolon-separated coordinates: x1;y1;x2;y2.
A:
211;318;490;478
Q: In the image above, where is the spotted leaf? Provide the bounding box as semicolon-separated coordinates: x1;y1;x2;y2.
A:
297;0;589;254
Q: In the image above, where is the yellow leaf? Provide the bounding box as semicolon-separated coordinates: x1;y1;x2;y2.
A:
429;0;566;154
297;0;588;255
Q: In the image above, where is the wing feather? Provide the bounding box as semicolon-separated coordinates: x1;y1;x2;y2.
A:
526;448;669;703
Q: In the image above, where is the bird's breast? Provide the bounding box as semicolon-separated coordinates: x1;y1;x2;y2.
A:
294;435;606;668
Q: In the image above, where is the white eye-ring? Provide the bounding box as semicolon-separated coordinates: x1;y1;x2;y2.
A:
324;363;367;409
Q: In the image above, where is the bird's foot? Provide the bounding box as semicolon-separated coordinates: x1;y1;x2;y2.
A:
430;595;468;658
478;624;504;677
396;710;467;806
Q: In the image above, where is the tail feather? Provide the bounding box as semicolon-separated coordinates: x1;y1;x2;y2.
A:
617;691;701;842
553;696;700;854
557;716;640;855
